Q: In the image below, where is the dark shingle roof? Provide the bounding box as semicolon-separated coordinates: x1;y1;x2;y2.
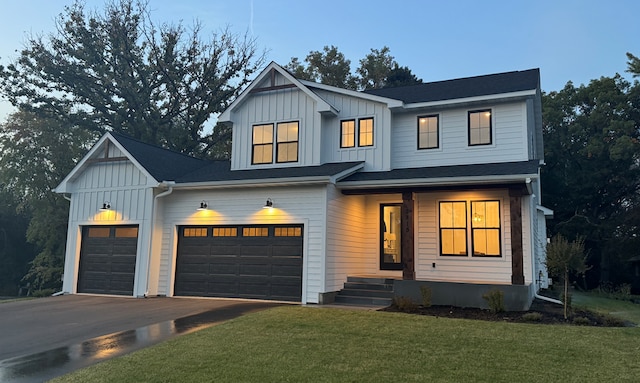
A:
110;132;210;182
363;69;539;104
339;160;540;184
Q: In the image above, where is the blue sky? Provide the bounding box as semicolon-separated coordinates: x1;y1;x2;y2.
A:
0;0;638;121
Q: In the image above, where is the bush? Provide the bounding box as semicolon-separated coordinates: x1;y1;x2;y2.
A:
419;286;432;307
522;312;543;322
392;296;418;312
31;288;56;297
482;289;505;313
572;317;591;326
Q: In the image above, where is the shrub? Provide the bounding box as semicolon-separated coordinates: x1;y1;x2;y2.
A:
572;317;591;326
522;312;543;322
31;288;56;297
419;286;432;307
482;289;505;313
393;296;418;312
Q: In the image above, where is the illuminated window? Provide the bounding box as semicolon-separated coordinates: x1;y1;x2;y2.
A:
274;227;302;237
439;202;467;256
252;124;274;164
418;115;439;149
213;227;238;237
115;227;138;238
243;227;269;237
276;121;299;163
468;109;492;146
184;227;208;237
87;227;110;237
340;120;355;148
471;201;501;257
358;118;374;147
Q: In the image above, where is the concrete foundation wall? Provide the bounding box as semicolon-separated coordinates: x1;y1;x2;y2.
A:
394;280;534;311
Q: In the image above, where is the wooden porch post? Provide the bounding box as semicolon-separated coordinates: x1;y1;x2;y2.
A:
401;192;415;280
509;187;525;285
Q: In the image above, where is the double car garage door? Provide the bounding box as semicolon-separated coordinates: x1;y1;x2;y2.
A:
78;224;303;301
174;224;304;302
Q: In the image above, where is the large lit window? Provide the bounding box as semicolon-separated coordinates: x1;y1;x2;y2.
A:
439;200;502;257
276;121;299;163
471;201;501;257
418;115;439;149
439;201;467;256
252;124;274;164
358;117;374;147
468;109;492;146
340;120;355;148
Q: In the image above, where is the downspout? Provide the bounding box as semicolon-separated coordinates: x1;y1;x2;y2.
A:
534;291;562;305
144;181;175;297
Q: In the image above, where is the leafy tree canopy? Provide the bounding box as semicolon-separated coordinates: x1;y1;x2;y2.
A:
0;0;265;158
627;52;640;77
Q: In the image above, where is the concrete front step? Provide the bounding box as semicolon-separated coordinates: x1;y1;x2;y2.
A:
333;295;392;306
332;276;397;307
343;282;394;291
347;276;397;285
338;288;394;298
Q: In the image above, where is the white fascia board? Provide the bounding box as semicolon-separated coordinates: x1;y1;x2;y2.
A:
329;163;366;183
401;90;537;111
536;205;554;218
299;80;404;108
170;176;334;190
338;173;539;190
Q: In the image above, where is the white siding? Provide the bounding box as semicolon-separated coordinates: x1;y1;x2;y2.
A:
156;185;327;304
392;102;529;169
414;189;520;284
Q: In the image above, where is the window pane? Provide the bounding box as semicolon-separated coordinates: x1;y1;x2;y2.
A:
277;122;298;142
441;229;467;255
473;229;500;256
469;110;491;145
341;120;355;148
277;142;298;162
440;201;467;256
471;200;501;257
213;227;237;237
253;124;273;144
253;144;273;164
243;227;269;237
275;227;302;237
418;115;438;149
88;227;110;237
358;118;374;147
184;227;207;237
115;227;138;238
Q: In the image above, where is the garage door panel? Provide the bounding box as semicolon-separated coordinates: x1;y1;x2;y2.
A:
175;224;303;301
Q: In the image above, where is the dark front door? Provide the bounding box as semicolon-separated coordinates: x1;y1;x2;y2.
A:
381;204;402;270
77;225;138;295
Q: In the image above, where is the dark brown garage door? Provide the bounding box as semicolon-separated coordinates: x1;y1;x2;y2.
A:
77;225;138;296
175;225;303;302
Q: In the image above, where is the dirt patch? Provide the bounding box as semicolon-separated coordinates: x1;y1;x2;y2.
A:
381;299;633;327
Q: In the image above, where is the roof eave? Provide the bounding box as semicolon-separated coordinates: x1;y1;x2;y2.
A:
337;173;539;190
401;89;537;111
172;176;335;190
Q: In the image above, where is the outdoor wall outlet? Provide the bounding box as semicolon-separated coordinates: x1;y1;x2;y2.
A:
432;262;436;268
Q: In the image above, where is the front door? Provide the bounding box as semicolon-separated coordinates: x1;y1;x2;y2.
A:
380;204;402;270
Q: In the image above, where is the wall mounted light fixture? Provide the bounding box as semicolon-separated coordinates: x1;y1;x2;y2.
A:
100;201;111;211
197;200;208;211
263;198;273;209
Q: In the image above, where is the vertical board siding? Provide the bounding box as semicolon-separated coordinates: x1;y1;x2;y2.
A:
156;186;327;304
392;102;529;169
414;189;523;284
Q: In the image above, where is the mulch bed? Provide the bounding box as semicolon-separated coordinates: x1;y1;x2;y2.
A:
381;298;633;327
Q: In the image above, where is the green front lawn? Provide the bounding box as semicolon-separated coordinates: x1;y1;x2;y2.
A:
573;291;640;324
52;305;640;383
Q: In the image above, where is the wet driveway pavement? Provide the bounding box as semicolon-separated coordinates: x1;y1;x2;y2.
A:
0;295;281;382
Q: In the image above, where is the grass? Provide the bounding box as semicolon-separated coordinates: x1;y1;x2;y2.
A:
573;291;640;324
52;305;640;383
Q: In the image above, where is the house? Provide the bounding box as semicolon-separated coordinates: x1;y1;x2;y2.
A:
54;62;552;310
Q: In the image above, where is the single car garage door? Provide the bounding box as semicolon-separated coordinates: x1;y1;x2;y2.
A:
175;224;303;302
77;225;139;295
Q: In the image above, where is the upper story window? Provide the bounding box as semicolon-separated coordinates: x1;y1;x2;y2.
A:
340;119;355;148
417;115;439;149
468;109;492;146
252;121;299;164
359;118;374;147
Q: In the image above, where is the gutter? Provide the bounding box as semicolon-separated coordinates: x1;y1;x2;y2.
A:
143;181;175;297
338;173;539;189
534;292;562;305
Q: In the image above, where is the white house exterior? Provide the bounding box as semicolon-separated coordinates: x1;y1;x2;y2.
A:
55;62;551;310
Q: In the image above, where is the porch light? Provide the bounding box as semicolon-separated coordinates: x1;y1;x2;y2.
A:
197;201;208;211
100;201;111;211
263;198;273;209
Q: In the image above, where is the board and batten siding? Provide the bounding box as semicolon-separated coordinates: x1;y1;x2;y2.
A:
392;102;530;169
315;89;392;171
61;159;155;296
155;185;328;304
230;73;323;170
414;189;530;284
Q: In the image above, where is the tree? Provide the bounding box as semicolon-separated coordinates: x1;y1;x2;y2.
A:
385;64;422;88
0;190;33;295
627;52;640;77
542;74;640;288
356;47;422;89
0;0;265;158
545;235;589;319
286;45;357;89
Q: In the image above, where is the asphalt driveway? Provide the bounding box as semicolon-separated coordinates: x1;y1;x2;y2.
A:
0;295;280;361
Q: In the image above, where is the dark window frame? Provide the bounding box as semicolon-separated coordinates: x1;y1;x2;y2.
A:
358;117;374;147
470;200;502;257
439;201;468;257
340;119;356;148
275;121;299;163
468;109;492;146
417;114;439;150
251;123;274;165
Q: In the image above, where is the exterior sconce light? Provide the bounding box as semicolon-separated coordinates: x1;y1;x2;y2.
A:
100;201;111;211
197;201;208;211
263;198;273;209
